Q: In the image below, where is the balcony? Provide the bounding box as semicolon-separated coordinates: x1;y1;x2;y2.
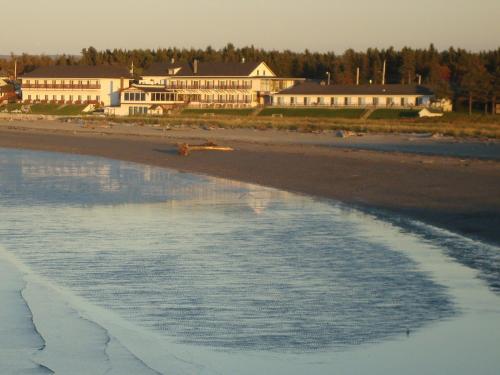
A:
22;83;101;90
165;84;252;90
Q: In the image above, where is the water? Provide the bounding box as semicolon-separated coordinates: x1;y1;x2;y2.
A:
0;147;499;374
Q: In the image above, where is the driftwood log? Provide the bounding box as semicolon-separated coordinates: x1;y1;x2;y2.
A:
178;142;234;156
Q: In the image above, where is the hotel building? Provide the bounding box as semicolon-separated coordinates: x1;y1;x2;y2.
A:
20;65;132;107
106;60;301;116
271;82;435;108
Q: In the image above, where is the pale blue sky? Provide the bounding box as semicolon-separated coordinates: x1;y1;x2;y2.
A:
1;0;499;54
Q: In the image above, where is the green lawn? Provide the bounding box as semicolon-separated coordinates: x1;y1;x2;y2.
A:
368;109;420;119
56;105;88;116
28;104;87;116
182;108;254;116
259;108;366;118
1;103;22;112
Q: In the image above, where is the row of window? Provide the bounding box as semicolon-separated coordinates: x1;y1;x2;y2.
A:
129;106;148;115
124;92;146;101
25;79;100;85
27;94;100;101
157;79;253;88
125;92;253;103
151;93;176;101
276;96;418;106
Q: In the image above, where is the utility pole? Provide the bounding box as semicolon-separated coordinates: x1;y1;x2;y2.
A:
356;67;360;85
326;71;331;85
14;60;17;80
382;60;386;85
417;74;422;85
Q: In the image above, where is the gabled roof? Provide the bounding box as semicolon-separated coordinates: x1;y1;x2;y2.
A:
143;61;265;77
277;82;435;96
20;65;132;79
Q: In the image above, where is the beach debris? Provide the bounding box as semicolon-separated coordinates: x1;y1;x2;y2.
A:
178;142;234;156
335;130;354;138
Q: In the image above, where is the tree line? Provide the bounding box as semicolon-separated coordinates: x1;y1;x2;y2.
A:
1;43;498;114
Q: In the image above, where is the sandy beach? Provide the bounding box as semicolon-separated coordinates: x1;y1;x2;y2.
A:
1;119;499;245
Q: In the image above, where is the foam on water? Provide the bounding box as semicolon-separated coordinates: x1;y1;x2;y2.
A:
1;147;499;374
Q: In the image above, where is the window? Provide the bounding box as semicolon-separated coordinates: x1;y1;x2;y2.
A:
303;97;308;106
78;96;82;102
330;97;335;106
290;97;295;105
44;95;49;101
358;97;365;106
87;95;91;101
344;97;350;106
124;93;130;101
53;95;57;100
400;97;406;106
61;95;65;101
96;96;100;102
28;95;32;100
386;97;394;106
373;97;379;105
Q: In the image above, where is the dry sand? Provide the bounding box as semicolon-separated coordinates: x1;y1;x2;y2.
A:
1;119;499;245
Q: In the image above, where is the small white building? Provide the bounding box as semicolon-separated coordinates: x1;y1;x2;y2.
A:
271;82;435;108
20;65;132;107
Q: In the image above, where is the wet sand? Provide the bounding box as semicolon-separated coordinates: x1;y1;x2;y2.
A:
1;119;499;245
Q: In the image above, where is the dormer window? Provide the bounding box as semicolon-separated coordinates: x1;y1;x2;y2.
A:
168;69;175;75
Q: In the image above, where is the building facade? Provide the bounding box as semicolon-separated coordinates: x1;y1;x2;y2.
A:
271;82;435;108
106;60;301;116
20;65;132;107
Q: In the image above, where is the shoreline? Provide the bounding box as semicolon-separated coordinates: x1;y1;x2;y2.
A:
1;119;499;245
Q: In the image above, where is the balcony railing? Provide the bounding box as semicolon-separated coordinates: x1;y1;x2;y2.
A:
22;83;101;90
197;99;253;104
165;84;252;90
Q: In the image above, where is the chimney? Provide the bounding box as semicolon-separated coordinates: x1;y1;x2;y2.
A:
241;57;246;64
171;57;175;64
193;59;198;74
356;67;360;85
382;60;386;85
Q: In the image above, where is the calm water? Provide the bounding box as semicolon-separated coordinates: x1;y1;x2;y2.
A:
0;147;489;354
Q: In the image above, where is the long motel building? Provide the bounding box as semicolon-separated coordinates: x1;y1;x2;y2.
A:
20;66;132;107
106;60;300;116
271;82;435;108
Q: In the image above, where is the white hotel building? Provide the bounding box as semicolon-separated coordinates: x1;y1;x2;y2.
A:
271;82;435;108
106;60;300;116
20;66;132;107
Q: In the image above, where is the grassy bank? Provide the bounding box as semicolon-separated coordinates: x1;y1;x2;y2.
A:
181;108;254;116
94;112;500;139
368;109;420;119
259;108;366;118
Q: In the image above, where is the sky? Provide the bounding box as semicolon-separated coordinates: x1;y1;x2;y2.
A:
1;0;499;55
